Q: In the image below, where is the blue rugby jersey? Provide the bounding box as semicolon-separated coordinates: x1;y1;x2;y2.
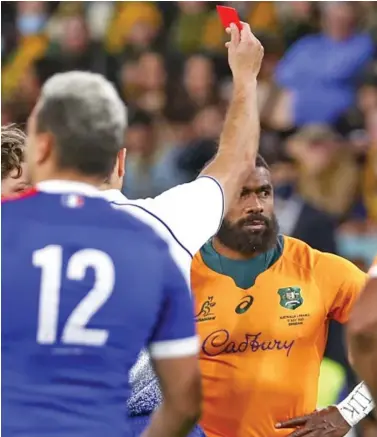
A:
2;182;198;437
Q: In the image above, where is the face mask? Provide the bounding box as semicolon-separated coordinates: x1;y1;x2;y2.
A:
336;234;377;267
274;183;295;201
17;14;46;36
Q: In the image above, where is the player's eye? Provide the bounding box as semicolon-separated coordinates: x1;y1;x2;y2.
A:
240;188;251;198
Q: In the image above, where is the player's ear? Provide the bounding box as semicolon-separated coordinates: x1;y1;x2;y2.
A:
35;132;53;165
117;148;126;178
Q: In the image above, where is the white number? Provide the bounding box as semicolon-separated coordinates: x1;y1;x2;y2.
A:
33;245;115;346
33;246;62;345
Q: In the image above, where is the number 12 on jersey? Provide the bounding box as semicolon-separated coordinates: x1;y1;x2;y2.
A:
33;245;115;347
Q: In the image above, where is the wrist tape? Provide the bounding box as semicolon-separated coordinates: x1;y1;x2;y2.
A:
336;381;375;427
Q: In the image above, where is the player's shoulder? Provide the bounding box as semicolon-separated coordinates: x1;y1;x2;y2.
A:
281;236;366;293
281;236;319;271
2;189;164;246
2;187;39;202
95;197;170;249
108;194;167;236
102;188;158;214
282;235;362;276
2;188;41;215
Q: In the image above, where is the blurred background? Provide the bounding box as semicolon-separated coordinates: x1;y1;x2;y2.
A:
1;1;377;434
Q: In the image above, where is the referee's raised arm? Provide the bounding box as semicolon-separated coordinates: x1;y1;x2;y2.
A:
118;22;265;258
200;21;264;213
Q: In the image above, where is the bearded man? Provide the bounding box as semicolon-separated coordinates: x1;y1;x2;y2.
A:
191;154;374;437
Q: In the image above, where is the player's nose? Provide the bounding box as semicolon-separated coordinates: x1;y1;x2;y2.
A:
245;196;263;215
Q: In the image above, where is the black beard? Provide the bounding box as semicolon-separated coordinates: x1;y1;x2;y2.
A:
216;213;279;256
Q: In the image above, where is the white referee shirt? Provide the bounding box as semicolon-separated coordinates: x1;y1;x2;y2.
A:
101;176;225;415
101;176;225;286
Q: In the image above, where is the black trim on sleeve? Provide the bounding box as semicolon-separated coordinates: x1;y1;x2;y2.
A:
197;176;225;234
110;202;193;260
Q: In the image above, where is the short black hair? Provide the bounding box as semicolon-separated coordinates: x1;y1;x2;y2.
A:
1;124;25;180
36;71;128;179
256;154;269;170
201;152;269;175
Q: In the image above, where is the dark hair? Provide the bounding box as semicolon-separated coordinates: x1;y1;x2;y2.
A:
1;124;25;180
201;152;269;174
128;109;154;127
36;71;128;179
255;154;269;170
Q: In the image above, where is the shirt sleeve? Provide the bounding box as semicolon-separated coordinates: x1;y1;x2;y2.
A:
148;246;199;360
138;176;224;257
316;253;368;324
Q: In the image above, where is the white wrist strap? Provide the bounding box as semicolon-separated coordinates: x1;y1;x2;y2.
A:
336;381;375;427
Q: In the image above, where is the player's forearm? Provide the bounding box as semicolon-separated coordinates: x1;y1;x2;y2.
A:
336;381;375;427
348;330;377;406
347;277;377;404
352;353;377;407
141;401;200;437
200;79;259;210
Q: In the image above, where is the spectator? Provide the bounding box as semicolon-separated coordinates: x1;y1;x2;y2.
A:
287;125;360;217
2;1;48;102
275;2;374;127
192;105;223;140
123;110;159;199
255;32;285;129
362;1;377;45
175;105;223;180
336;63;377;138
177;138;217;181
277;1;319;47
271;153;338;253
44;13;105;73
123;109;189;199
182;54;218;109
362;111;377;222
337;219;377;268
169;2;210;54
118;55;142;105
106;2;162;55
136;51;167;115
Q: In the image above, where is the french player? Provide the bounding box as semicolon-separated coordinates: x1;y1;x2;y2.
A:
98;22;265;436
1;124;30;196
2;72;202;437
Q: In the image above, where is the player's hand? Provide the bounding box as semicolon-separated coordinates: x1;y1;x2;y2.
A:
275;406;351;437
225;22;264;82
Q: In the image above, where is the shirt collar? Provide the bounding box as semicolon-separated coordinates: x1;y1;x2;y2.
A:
36;180;102;197
100;189;129;203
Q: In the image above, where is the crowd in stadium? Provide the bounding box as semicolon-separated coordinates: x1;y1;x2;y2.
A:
2;2;377;437
2;1;377;264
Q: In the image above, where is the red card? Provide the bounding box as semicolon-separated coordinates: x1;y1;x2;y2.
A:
216;5;242;31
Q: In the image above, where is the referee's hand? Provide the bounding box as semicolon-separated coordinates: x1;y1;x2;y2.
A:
225;21;264;83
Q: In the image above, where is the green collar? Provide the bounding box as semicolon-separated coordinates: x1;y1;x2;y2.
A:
200;235;284;289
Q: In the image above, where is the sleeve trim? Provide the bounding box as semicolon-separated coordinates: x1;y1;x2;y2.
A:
149;336;199;359
197;176;225;234
110;202;193;259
